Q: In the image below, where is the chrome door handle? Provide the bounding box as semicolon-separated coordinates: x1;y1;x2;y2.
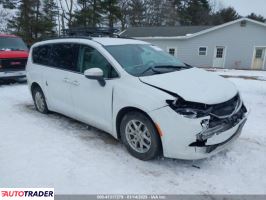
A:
72;80;80;86
63;78;70;83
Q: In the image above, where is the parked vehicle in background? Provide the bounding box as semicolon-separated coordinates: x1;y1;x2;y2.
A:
26;36;248;161
0;34;28;81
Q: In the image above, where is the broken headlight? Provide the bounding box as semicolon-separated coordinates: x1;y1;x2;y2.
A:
166;98;212;119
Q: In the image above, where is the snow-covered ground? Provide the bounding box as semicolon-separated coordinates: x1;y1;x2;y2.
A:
207;68;266;81
0;70;266;194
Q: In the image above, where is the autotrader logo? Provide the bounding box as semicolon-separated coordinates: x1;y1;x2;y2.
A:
0;188;54;200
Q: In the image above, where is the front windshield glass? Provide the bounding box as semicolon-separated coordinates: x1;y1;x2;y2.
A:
0;37;28;51
105;44;189;77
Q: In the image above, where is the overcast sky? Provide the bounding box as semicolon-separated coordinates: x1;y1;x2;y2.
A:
217;0;266;17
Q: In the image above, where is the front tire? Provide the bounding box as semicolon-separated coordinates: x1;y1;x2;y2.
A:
32;86;49;114
120;111;161;161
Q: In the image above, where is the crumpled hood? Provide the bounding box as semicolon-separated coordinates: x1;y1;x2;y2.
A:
139;67;238;104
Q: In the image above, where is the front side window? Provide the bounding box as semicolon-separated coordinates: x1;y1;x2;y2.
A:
105;44;188;77
50;43;80;72
32;45;51;66
0;37;28;51
79;45;118;78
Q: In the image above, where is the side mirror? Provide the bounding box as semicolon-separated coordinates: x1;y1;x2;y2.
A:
84;68;106;86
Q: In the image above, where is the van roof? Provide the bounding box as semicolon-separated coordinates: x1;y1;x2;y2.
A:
34;37;149;47
91;37;148;46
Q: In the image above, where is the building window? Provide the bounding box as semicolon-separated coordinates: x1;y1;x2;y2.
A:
199;47;207;56
216;48;224;58
168;48;176;56
255;48;263;59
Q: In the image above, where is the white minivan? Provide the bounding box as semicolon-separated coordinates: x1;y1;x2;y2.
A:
26;37;248;160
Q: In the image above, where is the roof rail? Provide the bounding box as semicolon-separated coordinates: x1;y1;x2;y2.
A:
39;35;93;42
62;27;120;37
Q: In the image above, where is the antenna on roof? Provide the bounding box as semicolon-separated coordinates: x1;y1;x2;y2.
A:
62;27;120;37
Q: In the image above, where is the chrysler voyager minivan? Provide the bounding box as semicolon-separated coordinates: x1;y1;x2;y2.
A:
26;37;248;160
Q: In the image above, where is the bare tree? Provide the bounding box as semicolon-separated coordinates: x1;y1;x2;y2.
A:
0;5;10;32
58;0;75;28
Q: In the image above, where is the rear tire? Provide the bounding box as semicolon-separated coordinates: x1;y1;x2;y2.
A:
120;111;161;161
32;86;49;114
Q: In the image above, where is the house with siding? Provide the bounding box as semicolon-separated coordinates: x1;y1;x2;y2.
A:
120;18;266;70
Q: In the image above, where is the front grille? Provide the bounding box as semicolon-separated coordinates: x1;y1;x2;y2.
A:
0;58;27;71
210;94;241;117
196;104;247;141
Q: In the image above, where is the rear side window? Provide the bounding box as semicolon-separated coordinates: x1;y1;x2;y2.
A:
32;45;51;66
50;43;80;72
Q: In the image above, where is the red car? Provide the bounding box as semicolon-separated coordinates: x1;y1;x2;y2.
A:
0;34;29;80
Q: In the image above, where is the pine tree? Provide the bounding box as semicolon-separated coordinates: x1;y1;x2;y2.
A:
180;0;211;25
1;0;57;43
73;0;103;27
102;0;121;28
4;0;37;43
211;7;240;25
42;0;58;36
118;0;130;30
247;13;266;23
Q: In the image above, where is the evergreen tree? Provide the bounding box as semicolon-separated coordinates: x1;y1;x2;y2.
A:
102;0;121;28
1;0;57;43
4;0;37;43
42;0;58;36
247;13;266;23
217;7;240;23
180;0;212;25
118;0;130;30
73;0;103;27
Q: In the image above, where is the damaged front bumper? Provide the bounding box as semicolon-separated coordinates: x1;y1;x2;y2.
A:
149;103;248;160
193;117;247;155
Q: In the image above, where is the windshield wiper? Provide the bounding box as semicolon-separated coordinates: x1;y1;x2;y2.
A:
154;65;188;69
140;66;163;76
140;65;187;76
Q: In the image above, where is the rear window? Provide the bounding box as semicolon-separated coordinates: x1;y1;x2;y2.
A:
0;37;28;51
32;43;80;72
32;45;52;66
50;43;80;72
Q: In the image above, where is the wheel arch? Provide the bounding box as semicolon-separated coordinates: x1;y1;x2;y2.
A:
115;106;163;154
30;82;42;96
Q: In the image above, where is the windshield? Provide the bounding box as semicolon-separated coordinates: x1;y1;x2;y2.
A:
105;44;189;77
0;37;28;51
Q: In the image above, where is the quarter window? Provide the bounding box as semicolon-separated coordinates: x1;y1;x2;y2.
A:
79;46;118;78
50;43;80;72
32;45;52;66
199;47;207;56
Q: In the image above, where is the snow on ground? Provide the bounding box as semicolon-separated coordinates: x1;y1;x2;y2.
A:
0;70;266;194
207;68;266;81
